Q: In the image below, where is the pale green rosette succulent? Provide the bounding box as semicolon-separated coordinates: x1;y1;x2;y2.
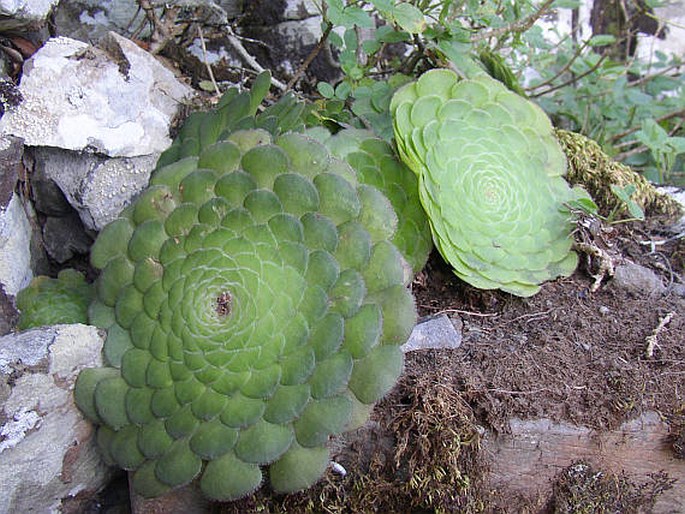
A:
75;129;416;501
315;128;433;274
16;269;94;329
391;68;581;297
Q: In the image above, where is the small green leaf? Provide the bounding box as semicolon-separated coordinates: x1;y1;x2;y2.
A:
375;25;410;43
588;34;617;47
335;81;352;100
391;3;426;34
369;0;393;11
317;82;335;99
328;30;344;48
362;38;381;55
342;6;375;28
198;80;217;92
627;200;645;221
552;0;581;7
567;197;599;215
609;184;631;203
343;27;359;51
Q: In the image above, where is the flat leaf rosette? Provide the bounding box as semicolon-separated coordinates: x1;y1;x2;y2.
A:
16;269;94;329
391;69;580;296
75;129;416;501
315;128;433;273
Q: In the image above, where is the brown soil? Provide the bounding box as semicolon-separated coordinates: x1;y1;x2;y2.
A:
217;218;685;514
413;236;685;436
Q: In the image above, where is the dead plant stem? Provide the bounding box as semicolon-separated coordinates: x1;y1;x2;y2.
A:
197;26;220;97
645;311;675;358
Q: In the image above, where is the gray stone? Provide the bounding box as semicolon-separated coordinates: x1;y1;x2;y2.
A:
671;283;685;298
612;260;666;296
31;147;157;231
635;0;685;62
30;174;73;217
0;136;33;299
0;0;59;30
0;285;18;336
42;213;92;263
284;0;320;20
0;32;193;158
0;135;22;208
0;193;33;296
53;0;145;43
0;324;111;514
401;313;463;352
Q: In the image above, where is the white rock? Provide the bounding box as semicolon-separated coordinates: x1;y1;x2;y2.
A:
0;324;110;514
32;147;158;231
636;0;685;63
659;185;685;231
0;32;193;158
401;314;462;352
0;193;32;296
0;0;59;21
275;16;323;48
284;0;320;20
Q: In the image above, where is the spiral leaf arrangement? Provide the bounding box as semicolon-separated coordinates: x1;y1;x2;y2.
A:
391;69;582;297
16;269;93;329
74;123;416;500
314;128;433;273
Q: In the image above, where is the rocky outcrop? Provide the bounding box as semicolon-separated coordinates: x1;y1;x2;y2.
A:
0;324;111;513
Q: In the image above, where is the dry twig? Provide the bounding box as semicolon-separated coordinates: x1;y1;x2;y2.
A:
197;26;220;97
224;25;287;91
645;311;675;358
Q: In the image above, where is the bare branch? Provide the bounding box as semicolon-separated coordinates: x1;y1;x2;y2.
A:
471;0;555;43
224;24;287;91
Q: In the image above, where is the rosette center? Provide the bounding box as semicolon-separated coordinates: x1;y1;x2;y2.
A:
215;291;233;317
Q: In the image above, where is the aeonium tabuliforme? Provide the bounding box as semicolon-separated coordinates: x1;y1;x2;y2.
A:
74;124;416;500
391;68;586;297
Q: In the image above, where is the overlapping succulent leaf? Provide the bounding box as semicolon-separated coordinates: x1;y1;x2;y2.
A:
75;128;415;501
391;68;581;296
16;269;94;329
318;128;432;273
156;72;306;169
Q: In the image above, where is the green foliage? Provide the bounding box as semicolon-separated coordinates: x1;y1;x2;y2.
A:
74;77;416;501
313;1;684;185
391;68;582;296
16;269;94;329
608;184;646;222
566;184;645;224
514;25;684;184
634;119;685;183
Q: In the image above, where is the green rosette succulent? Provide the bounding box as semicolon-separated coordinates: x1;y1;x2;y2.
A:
75;129;416;501
319;128;433;273
16;269;94;329
391;68;581;297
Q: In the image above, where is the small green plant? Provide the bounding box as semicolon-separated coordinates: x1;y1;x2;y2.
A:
633;119;685;184
566;184;645;224
16;269;94;329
